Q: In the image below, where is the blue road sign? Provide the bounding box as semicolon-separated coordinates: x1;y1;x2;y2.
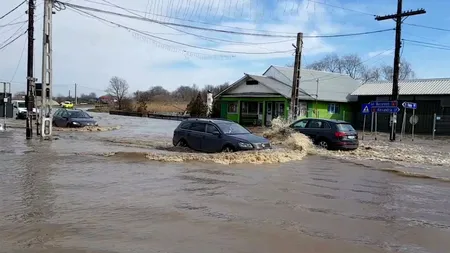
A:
402;101;417;110
370;101;398;107
373;106;400;113
361;103;372;114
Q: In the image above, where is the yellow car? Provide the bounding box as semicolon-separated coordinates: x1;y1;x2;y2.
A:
61;101;74;109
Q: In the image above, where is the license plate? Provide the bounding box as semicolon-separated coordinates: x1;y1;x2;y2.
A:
347;135;355;139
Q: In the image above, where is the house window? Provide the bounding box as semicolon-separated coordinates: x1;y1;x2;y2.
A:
241;101;258;114
328;103;340;114
228;102;238;113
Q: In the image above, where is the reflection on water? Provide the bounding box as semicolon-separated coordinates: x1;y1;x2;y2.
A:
0;113;449;253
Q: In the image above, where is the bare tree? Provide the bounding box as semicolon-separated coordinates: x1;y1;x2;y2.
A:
106;76;129;110
380;60;415;81
306;53;415;83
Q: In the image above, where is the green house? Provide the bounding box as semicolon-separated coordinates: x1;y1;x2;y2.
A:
215;65;362;126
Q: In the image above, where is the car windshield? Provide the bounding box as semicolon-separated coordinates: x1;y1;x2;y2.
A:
68;111;90;118
18;102;26;108
337;123;355;132
216;122;250;135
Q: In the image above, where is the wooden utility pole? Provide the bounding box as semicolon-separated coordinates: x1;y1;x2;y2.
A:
26;0;36;139
375;1;425;141
290;32;303;122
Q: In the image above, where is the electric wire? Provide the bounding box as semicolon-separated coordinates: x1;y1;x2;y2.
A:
66;6;294;55
9;34;27;82
402;39;450;49
56;1;395;39
404;23;450;33
0;30;27;51
307;0;376;17
0;0;26;20
0;20;26;28
97;0;295;46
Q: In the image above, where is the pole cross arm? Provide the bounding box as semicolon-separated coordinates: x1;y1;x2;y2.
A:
375;9;426;21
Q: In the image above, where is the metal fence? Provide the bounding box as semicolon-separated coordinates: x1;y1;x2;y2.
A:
356;112;450;136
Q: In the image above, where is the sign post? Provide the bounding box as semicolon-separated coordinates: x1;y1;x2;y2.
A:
361;103;371;140
412;109;416;141
369;101;400;141
432;113;436;140
400;107;407;141
401;101;418;141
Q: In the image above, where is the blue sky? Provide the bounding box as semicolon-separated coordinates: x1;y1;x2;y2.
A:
0;0;449;96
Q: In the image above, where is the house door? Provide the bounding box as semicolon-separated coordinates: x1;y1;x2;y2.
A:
274;102;285;119
265;102;273;126
257;102;264;126
299;102;307;118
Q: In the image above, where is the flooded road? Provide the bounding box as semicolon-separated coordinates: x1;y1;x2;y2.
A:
1;112;449;253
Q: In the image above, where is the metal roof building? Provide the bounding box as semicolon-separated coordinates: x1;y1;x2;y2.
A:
351;78;450;96
263;65;362;102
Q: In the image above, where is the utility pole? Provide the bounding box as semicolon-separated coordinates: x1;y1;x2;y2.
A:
40;0;54;139
26;0;36;139
375;1;425;141
74;83;77;105
290;32;303;122
1;82;9;130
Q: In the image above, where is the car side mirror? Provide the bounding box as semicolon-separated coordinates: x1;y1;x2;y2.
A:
212;131;221;136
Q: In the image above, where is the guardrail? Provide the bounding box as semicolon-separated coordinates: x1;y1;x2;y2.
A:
109;110;190;121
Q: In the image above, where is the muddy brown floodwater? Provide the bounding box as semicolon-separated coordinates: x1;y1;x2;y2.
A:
1;112;449;253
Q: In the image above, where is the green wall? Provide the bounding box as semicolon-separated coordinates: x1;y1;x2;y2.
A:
218;97;354;124
306;101;353;122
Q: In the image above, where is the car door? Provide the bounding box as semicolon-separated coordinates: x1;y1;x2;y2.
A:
58;110;69;127
187;122;206;151
291;119;309;135
305;119;325;142
52;110;62;126
203;124;223;153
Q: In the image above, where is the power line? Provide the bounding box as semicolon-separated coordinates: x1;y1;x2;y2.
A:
0;0;26;20
97;0;295;46
307;0;376;17
0;30;27;51
403;39;450;51
9;34;27;82
0;20;26;28
404;23;450;32
67;6;294;55
402;39;450;49
56;1;395;39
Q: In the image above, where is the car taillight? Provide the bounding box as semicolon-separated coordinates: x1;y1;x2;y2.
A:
335;131;346;138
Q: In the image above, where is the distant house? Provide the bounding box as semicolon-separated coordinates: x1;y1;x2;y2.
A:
214;65;362;126
351;78;450;134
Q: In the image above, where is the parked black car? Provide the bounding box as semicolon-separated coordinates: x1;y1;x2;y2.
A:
52;108;97;127
289;118;358;150
173;118;271;153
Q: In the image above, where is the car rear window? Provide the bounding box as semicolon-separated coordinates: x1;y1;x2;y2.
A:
336;123;355;131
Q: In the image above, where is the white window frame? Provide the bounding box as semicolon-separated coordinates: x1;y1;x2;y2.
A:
328;103;340;114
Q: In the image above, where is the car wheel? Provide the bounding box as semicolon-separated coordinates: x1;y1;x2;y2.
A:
317;139;330;150
222;145;235;153
177;139;188;147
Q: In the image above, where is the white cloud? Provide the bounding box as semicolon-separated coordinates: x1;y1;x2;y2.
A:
0;0;363;95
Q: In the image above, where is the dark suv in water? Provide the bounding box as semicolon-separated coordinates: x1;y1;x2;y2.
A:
173;118;271;153
289;118;358;150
